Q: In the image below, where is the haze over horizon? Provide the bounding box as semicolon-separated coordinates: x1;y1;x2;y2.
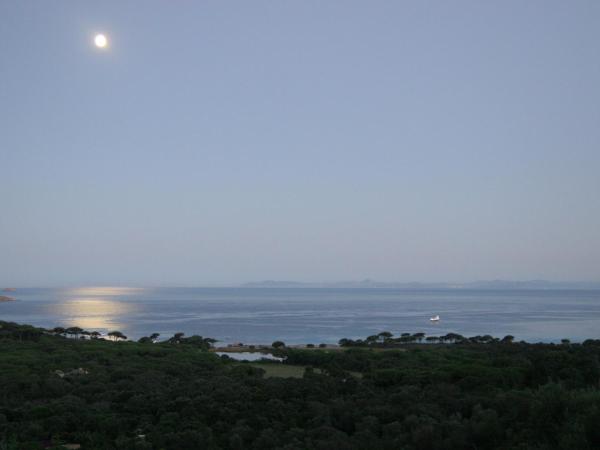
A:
2;1;600;286
5;279;600;290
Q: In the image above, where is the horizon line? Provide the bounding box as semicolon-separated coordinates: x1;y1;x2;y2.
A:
4;279;600;290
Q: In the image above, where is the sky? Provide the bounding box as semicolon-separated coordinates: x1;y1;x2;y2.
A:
1;1;599;286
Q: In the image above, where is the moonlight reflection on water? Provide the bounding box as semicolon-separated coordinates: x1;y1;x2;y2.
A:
64;287;146;297
51;294;139;332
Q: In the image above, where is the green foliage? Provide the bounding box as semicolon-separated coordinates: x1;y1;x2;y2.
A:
1;321;600;449
107;330;127;341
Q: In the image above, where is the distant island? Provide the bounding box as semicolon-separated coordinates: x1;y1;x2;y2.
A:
243;279;600;289
2;288;16;292
0;295;15;302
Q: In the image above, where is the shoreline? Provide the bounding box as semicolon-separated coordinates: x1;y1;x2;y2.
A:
211;343;343;353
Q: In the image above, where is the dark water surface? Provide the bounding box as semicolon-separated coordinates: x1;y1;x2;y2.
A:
2;287;600;343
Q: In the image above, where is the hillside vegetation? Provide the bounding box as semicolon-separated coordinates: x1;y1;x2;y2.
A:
1;321;600;449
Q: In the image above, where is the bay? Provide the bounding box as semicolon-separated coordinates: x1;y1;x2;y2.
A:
1;287;600;344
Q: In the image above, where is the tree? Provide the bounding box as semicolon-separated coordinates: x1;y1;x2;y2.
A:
480;335;494;344
150;333;160;342
51;327;66;337
413;332;426;343
399;336;412;344
204;337;217;347
180;335;215;350
272;341;285;348
443;333;465;343
65;327;84;339
169;332;185;344
108;331;127;341
338;338;352;347
366;335;379;345
90;331;101;339
501;335;515;344
378;331;393;341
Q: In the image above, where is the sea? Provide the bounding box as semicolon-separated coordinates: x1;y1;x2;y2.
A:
2;287;600;344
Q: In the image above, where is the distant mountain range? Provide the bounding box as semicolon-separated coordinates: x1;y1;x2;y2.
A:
242;279;600;289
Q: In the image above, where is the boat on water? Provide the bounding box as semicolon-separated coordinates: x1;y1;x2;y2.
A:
430;315;440;322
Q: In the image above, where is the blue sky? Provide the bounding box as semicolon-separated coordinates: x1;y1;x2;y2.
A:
1;1;599;286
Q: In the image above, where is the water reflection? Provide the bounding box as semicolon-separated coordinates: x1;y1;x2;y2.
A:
65;286;145;297
216;352;284;362
53;297;137;332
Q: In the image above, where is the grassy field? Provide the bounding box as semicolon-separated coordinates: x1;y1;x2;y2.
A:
249;362;307;378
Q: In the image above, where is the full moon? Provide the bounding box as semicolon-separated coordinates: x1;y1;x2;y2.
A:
94;34;108;48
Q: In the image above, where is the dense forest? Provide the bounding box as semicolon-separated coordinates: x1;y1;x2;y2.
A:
1;321;600;449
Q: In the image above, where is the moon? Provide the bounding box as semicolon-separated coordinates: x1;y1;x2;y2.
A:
94;34;108;48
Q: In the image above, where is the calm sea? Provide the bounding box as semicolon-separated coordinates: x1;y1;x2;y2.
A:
2;287;600;344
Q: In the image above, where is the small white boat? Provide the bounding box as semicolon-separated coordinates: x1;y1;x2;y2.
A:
430;315;440;322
